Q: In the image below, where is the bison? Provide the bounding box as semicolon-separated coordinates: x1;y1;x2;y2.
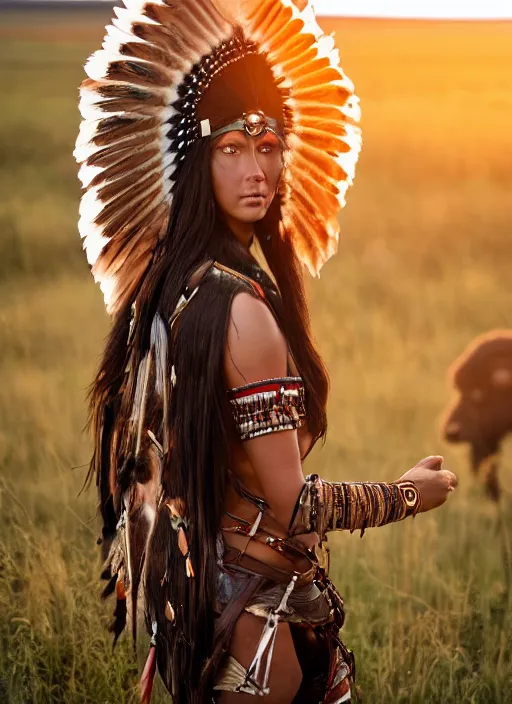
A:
442;330;512;502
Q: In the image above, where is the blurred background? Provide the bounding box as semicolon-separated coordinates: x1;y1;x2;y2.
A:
1;1;512;702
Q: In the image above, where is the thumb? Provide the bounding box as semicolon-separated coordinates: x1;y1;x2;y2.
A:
439;469;458;489
416;455;444;471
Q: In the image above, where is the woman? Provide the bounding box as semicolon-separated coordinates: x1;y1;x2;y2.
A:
74;1;457;702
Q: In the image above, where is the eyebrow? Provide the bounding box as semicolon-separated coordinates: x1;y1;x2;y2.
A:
257;133;279;142
217;133;247;145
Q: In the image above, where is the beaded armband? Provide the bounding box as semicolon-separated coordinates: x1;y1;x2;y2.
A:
289;475;421;539
228;377;306;441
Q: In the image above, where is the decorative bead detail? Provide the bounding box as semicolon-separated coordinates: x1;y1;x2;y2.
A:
165;601;175;623
290;477;422;540
228;377;306;441
165;500;195;579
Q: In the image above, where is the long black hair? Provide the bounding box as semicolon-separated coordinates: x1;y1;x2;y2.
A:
88;136;329;702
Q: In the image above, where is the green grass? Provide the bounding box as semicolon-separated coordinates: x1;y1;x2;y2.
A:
1;10;512;703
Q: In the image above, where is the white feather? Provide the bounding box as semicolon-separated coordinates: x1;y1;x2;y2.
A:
78;95;118;122
150;312;168;397
103;21;141;46
84;50;113;81
84;232;111;266
80;152;162;194
160;135;172;154
79;186;105;221
315;34;336;58
162;152;175;170
85;49;171;85
79;217;106;247
74;118;102;151
298;4;322;36
98;274;117;312
114;6;160;29
163;164;176;185
162;178;173;199
160;105;177;122
77;163;105;188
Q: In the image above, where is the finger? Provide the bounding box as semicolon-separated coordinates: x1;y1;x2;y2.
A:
417;455;444;470
438;469;457;488
447;471;458;488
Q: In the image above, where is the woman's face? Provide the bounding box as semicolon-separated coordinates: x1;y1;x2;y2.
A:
210;129;283;238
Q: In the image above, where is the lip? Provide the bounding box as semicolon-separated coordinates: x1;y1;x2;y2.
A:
240;194;266;204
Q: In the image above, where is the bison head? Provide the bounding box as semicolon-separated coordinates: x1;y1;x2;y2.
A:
442;331;512;501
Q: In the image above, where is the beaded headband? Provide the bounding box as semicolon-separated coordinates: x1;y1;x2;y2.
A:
204;111;284;140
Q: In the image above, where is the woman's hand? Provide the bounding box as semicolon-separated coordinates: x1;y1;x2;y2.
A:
397;455;457;513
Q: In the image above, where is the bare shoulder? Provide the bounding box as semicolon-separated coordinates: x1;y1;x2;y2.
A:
225;291;288;388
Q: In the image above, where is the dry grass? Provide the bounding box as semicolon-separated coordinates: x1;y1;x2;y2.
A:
1;9;512;703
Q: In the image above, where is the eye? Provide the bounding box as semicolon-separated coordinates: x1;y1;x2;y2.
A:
258;134;280;154
220;144;238;155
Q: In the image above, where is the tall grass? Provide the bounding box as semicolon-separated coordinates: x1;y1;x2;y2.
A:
1;10;511;703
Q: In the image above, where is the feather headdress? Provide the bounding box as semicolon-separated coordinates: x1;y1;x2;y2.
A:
74;0;361;317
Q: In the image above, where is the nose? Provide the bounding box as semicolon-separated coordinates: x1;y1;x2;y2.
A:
444;421;461;442
245;145;265;182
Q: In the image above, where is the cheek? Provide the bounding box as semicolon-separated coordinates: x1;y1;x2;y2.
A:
211;159;238;211
269;168;282;193
264;157;283;191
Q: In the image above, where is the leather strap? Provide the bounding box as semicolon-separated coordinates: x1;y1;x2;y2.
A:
213;261;266;300
223;546;316;587
216;572;265;635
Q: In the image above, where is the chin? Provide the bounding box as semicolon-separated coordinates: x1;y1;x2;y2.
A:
236;206;269;223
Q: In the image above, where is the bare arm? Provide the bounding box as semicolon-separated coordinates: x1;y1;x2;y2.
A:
224;292;305;531
224;293;458;540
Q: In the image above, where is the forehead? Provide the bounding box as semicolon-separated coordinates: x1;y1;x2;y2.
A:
215;129;280;144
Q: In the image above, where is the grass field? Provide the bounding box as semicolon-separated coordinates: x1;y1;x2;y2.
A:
1;7;512;703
